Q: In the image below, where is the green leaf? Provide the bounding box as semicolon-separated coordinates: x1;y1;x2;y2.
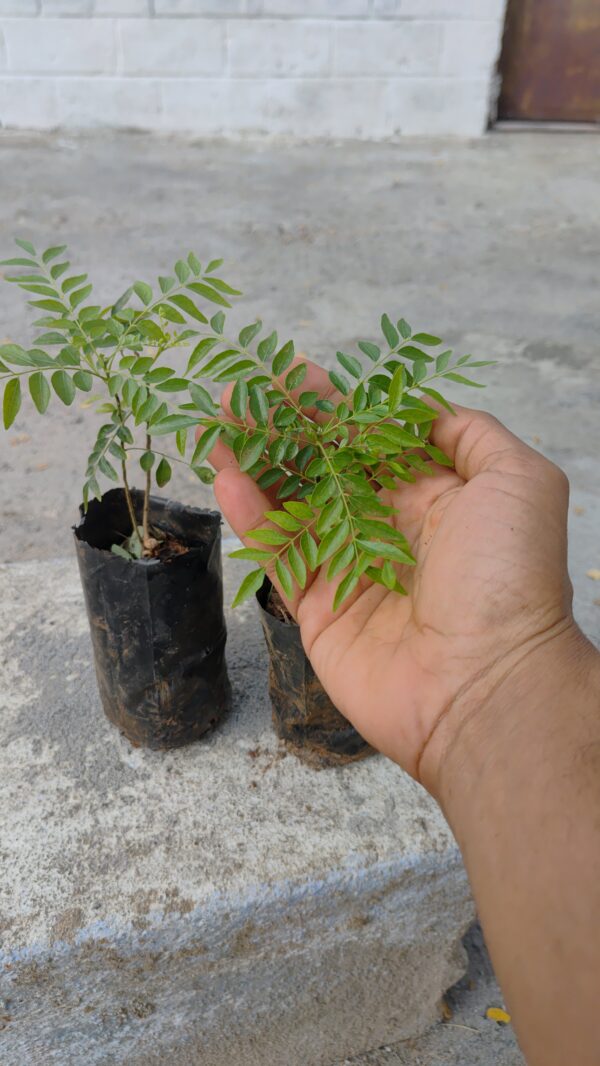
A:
187;281;230;307
156;302;185;324
232;568;266;608
333;570;359;612
239;321;262;347
191;424;221;463
98;456;118;482
153;414;201;436
73;370;93;392
229;547;273;563
336;351;361;378
109;441;127;462
133;281;152;306
189;382;217;416
230;378;248;419
62;273;88;294
266;342;293;379
257;331;278;362
329;370;350;395
29;299;65;313
194;465;215;484
316;519;350;566
205;276;242;296
0;257;38;268
159;275;175;294
188;252;202;275
35;331;68;346
249;384;269;425
239;431;267;472
388;364;405;412
442;372;485;388
51;370;75;406
327;542;355;580
206;258;223;273
285;362;307;391
419;386;455;414
246;527;289;546
145;367;174;384
169;294;208;323
210;311;225;334
70;284;93;309
381;314;399;349
111;544;133;561
276;474;301;500
257;468;283;490
310;475;335;507
356;539;416;565
435;350;452;372
108;374;124;397
3;378;21;428
174;259;190;283
275;559;294;600
412;332;441;346
156;457;172;487
155;377;189;392
176;427;188;456
15;238;36;256
287;545;307;589
358;341;381;361
265;510;302;532
187;336;219;374
424;442;453;467
0;344;32;366
42;245;67;264
398;318;411;339
140;450;155;472
27;371;50;413
300;530;318;570
284;500;314;520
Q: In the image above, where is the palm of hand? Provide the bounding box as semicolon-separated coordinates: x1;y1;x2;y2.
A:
292;458;570;780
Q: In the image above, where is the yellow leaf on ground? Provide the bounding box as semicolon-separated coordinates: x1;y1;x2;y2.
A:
587;569;600;581
486;1007;511;1025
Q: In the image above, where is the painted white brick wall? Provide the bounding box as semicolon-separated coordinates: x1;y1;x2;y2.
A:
0;0;507;137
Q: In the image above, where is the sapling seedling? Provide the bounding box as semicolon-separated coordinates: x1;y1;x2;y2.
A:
179;313;494;609
0;238;241;558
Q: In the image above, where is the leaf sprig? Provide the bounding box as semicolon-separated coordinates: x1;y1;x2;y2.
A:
180;311;493;609
0;238;241;554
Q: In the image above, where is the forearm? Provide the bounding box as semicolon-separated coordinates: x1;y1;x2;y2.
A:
427;627;600;1066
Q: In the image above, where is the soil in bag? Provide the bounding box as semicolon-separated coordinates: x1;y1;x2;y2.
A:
257;578;373;767
74;487;231;749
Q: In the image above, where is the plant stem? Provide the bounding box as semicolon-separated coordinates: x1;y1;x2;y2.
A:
142;433;151;547
120;457;139;541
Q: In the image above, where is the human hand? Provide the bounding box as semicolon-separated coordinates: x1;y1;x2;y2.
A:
209;359;578;794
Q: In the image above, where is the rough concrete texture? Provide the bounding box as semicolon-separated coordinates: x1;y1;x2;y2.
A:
0;555;473;1066
1;130;599;1065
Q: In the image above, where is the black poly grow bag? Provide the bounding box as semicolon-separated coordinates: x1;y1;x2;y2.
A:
257;577;373;767
74;487;230;749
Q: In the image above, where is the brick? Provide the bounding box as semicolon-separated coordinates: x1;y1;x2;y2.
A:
93;0;149;13
228;19;332;77
385;76;490;135
161;77;392;137
118;17;224;76
0;0;39;13
260;0;369;14
373;0;506;18
440;18;503;76
0;76;59;126
334;20;442;76
41;0;93;14
154;0;249;14
56;76;161;127
3;17;115;73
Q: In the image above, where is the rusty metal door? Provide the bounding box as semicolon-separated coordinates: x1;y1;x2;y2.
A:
498;0;600;122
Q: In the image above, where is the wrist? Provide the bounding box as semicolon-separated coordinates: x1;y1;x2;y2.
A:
419;621;599;809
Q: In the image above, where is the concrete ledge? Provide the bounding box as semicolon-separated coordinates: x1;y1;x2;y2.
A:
0;555;473;1066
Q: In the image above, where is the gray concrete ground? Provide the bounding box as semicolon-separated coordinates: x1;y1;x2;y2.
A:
1;129;599;1065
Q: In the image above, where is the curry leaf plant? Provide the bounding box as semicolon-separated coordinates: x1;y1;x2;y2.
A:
0;238;241;557
178;312;494;610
